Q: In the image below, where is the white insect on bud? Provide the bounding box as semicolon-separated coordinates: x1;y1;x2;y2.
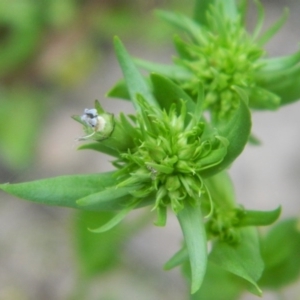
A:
81;108;106;131
73;100;114;142
79;108;107;139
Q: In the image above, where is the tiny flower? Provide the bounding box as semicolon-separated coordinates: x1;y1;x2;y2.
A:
73;100;115;141
81;108;106;131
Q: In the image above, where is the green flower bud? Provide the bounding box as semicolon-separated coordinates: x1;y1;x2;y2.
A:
73;100;115;141
176;160;195;174
165;175;181;192
146;1;300;119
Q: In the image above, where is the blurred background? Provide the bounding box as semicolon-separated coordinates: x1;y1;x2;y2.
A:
0;0;299;299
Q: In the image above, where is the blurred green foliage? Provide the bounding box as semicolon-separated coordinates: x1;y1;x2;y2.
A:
0;87;46;168
74;211;125;278
0;0;186;171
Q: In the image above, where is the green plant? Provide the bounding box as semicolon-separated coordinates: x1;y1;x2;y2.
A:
1;0;300;299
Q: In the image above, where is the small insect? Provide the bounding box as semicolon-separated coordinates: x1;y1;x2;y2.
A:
79;108;106;139
147;165;158;180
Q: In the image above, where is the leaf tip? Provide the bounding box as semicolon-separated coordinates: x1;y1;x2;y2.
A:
113;36;123;49
76;198;86;206
191;280;201;294
0;183;10;191
87;227;102;234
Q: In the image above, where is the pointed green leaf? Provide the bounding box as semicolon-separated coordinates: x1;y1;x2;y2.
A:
199;147;228;170
190;261;245;300
215;0;238;21
257;64;300;105
201;93;251;177
252;0;265;41
238;0;248;25
154;205;167;227
238;206;281;227
177;202;207;294
173;35;194;60
164;246;188;270
156;10;204;43
203;171;236;209
193;0;213;25
113;37;157;108
259;218;300;289
135;58;191;81
257;8;288;46
106;79;130;100
194;82;205;122
231;85;249;105
74;210;125;277
248;133;261;146
0;172;123;210
259;49;300;73
150;73;195;116
76;185;140;207
77;142;120;157
249;86;281;110
89;202;137;233
209;227;264;296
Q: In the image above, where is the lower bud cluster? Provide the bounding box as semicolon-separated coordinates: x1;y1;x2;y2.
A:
116;98;228;215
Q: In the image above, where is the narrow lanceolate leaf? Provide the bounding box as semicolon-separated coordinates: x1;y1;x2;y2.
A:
257;8;288;46
135;58;191;81
238;206;281;227
209;227;264;296
252;0;265;41
113;37;157;108
77;142;120;158
89;202;137;233
259;49;300;73
257;65;300;105
238;0;248;25
199;147;228;170
204;171;236;209
106;79;130;100
156;10;204;43
201;94;251;177
177;202;207;294
74;210;126;277
76;185;140;207
0;172;120;210
150;73;195;117
249;86;280;110
215;0;238;21
164;246;188;270
173;35;194;60
193;0;213;25
194;82;205;123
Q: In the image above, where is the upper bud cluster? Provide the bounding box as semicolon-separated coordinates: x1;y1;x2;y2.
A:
174;6;264;119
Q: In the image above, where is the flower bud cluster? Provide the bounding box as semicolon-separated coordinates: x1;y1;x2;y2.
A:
174;6;264;119
206;207;245;244
116;98;228;214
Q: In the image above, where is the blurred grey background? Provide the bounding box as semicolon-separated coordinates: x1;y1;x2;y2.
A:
0;1;300;299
